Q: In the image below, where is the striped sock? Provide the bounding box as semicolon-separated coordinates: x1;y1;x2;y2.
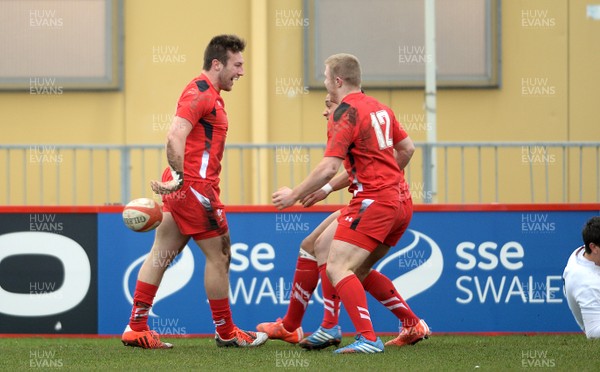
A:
335;274;376;341
362;270;419;327
129;280;158;332
319;264;340;329
209;298;235;339
282;256;319;332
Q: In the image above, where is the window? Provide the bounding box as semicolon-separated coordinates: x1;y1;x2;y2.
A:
0;0;122;90
305;0;500;88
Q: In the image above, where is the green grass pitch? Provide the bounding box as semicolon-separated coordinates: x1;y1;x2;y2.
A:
2;334;599;371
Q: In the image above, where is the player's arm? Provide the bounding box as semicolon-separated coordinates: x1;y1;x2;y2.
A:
151;116;193;194
392;112;415;170
394;136;415;170
166;116;192;173
581;287;600;339
273;156;342;210
274;103;351;209
300;169;350;207
328;169;351;191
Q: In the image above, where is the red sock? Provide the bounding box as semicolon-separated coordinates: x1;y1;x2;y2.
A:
129;280;158;332
209;298;235;339
282;257;318;332
362;270;419;327
335;274;376;341
319;264;340;329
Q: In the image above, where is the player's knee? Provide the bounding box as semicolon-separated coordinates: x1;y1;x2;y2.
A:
355;267;371;282
203;234;231;267
585;326;600;339
325;261;343;285
314;234;329;259
325;264;335;282
300;237;316;256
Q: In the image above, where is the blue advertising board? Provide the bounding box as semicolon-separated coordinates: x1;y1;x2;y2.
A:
97;207;599;335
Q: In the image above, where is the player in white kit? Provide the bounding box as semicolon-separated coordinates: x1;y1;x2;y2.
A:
563;216;600;338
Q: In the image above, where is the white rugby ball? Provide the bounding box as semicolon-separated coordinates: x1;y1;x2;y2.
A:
122;198;163;232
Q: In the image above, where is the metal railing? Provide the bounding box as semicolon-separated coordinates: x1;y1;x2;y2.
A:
1;142;599;205
419;142;600;203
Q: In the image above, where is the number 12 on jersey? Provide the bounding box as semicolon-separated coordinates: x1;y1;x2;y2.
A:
370;110;393;150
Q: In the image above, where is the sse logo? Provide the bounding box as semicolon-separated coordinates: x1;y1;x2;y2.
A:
376;229;444;300
455;241;563;304
124;246;195;316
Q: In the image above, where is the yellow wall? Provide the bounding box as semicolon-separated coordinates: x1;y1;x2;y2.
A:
1;0;598;205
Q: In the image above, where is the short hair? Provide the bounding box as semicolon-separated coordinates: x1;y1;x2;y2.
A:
582;216;600;254
203;34;246;71
324;53;361;87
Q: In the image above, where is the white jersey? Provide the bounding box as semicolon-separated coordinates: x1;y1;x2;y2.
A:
562;246;600;338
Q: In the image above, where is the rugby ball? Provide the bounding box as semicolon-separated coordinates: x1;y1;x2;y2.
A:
122;198;163;232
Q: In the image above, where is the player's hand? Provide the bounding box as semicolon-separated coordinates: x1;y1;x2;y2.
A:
150;179;182;195
300;189;328;207
151;168;184;195
272;186;296;210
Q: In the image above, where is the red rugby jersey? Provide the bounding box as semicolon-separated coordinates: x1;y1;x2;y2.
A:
175;74;227;187
324;91;411;200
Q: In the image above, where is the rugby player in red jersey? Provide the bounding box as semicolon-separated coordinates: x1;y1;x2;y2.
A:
272;54;429;353
121;34;267;349
259;95;429;351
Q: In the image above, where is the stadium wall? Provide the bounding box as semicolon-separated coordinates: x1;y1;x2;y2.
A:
0;0;598;204
0;204;598;335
